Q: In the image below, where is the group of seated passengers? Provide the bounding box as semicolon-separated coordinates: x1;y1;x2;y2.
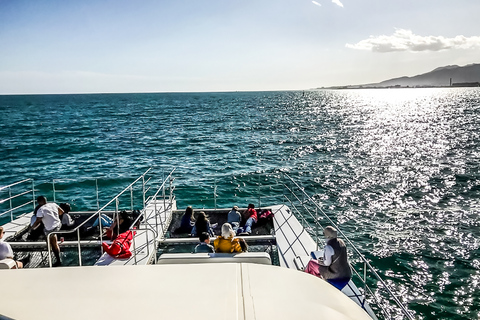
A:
194;224;248;253
175;206;216;237
176;204;259;237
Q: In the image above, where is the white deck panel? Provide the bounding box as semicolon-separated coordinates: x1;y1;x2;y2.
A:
95;198;176;266
1;213;33;240
0;263;372;320
272;204;317;269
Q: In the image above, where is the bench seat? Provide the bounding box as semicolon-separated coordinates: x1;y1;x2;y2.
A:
157;252;271;265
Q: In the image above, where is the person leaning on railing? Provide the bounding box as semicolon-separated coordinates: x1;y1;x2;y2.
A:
30;196;63;267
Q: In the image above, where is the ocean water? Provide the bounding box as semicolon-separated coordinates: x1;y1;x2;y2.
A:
1;89;480;319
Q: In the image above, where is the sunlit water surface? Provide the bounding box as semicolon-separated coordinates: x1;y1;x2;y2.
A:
1;89;480;319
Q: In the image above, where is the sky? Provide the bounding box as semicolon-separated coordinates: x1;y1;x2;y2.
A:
1;0;480;94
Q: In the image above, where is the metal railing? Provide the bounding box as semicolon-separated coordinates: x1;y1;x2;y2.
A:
0;179;36;222
281;173;414;320
47;167;176;267
169;171;414;319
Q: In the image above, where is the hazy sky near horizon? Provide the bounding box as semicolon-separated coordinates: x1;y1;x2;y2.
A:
1;0;480;94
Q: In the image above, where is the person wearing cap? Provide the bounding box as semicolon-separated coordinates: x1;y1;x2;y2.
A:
305;226;352;290
227;206;242;233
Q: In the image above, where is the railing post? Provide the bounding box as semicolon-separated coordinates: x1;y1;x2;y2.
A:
53;179;56;203
115;198;119;236
47;236;52;268
214;179;217;210
363;261;367;300
130;185;133;210
154;194;159;234
258;174;261;209
32;179;36;211
77;228;83;266
133;231;137;265
142;175;146;208
8;187;13;221
169;178;173;207
316;206;319;251
95;179;99;210
99;210;104;253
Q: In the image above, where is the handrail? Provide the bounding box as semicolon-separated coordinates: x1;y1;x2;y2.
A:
0;179;35;222
47;168;153;267
0;178;33;192
46;167;179;267
282;173;414;320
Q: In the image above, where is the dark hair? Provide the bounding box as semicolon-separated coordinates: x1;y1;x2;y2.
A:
195;212;209;232
36;196;47;203
199;232;209;243
248;203;255;209
196;211;208;223
59;203;71;214
185;206;194;221
239;238;248;252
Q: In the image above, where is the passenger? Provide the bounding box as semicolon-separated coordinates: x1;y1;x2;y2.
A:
27;200;46;240
194;232;214;253
241;203;257;234
0;226;29;268
59;203;75;229
175;206;195;234
227;206;242;233
305;226;352;290
191;211;214;237
92;213;114;228
106;210;135;240
101;229;136;259
213;223;243;253
238;238;248;252
30;196;63;266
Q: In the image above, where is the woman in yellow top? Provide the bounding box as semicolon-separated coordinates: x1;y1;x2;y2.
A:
214;223;244;253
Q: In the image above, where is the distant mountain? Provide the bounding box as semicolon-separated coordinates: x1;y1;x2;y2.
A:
330;63;480;89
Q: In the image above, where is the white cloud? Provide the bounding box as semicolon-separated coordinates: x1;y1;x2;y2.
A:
332;0;344;7
346;29;480;52
312;1;321;7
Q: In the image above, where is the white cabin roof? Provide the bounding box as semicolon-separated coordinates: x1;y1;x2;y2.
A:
1;263;371;320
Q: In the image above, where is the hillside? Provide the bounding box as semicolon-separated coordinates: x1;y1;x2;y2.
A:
330;63;480;89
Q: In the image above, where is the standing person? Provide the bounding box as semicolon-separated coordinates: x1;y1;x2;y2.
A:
242;203;257;234
0;226;27;268
305;226;352;290
227;206;242;234
194;232;214;253
30;196;63;266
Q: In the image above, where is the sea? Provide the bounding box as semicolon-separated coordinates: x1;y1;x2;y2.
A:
1;89;479;319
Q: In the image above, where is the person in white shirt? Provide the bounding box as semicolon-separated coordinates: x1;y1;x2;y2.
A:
0;226;24;268
31;196;63;266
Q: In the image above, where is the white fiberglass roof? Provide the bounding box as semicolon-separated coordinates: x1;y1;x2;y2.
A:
1;263;371;320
